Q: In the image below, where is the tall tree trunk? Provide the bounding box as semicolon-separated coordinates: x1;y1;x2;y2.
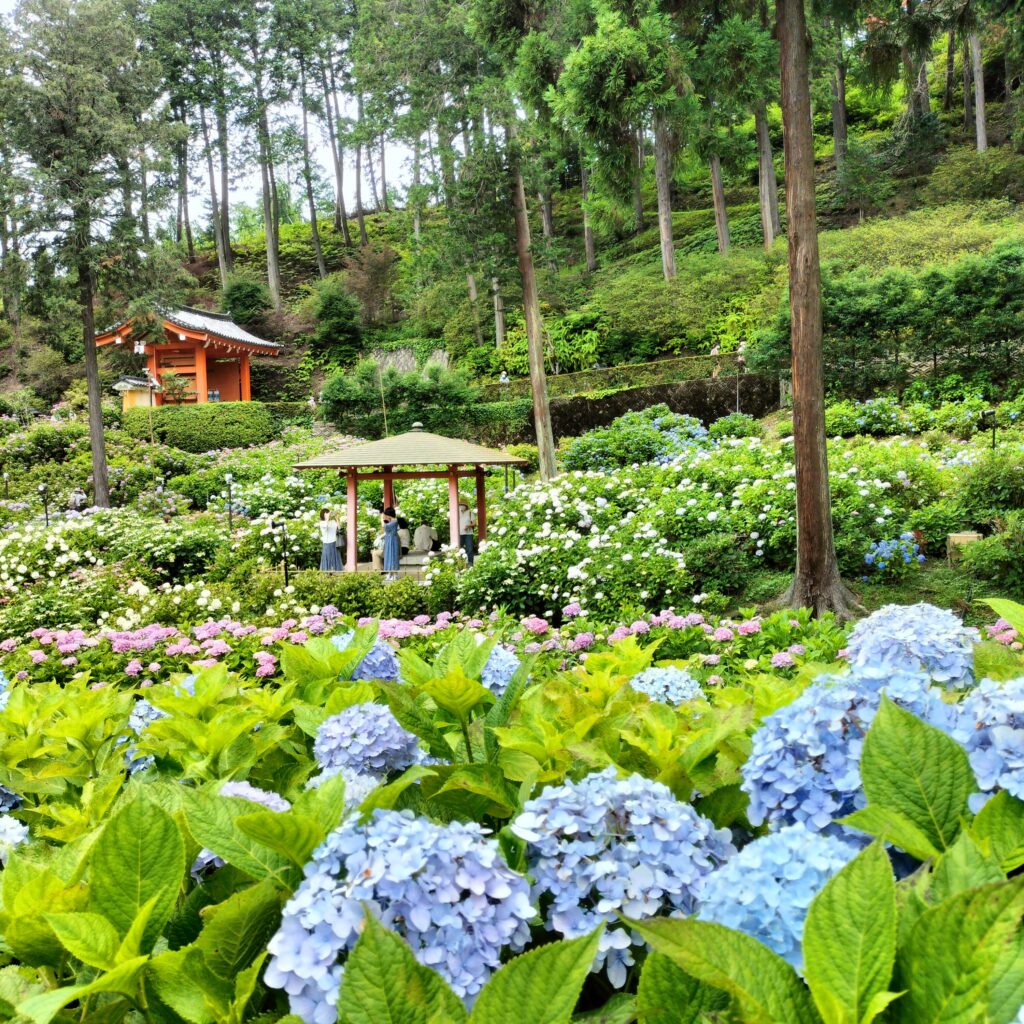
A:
754;103;781;248
380;135;389;211
323;62;351;243
0;210;20;333
581;162;597;273
830;49;848;175
970;31;988;151
632;127;645;234
73;206;109;508
537;189;556;270
139;151;150;245
709;153;730;254
176;115;195;262
653;112;676;280
412;137;422;243
252;71;283;310
466;273;483;345
492;277;505;348
963;37;974;131
366;129;381;211
355;95;369;246
944;29;956;112
215;102;233;272
776;0;854;616
199;105;229;288
299;63;328;279
509;134;556;480
438;125;457;208
916;61;932;115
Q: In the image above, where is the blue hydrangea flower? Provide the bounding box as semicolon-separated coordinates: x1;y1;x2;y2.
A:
845;604;978;689
697;823;856;969
123;698;167;774
264;810;534;1023
629;666;703;705
950;676;1024;813
0;814;28;864
742;670;958;838
313;702;425;777
0;668;11;713
306;765;381;812
331;630;400;682
480;643;520;696
510;768;734;988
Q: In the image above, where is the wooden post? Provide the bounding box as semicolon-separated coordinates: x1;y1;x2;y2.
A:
475;466;487;541
195;345;208;403
448;467;461;549
346;469;358;572
147;349;162;406
383;467;394;510
239;352;251;401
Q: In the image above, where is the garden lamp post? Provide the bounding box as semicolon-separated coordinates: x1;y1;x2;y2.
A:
39;483;49;527
225;473;234;533
272;519;290;587
982;409;997;450
735;352;746;414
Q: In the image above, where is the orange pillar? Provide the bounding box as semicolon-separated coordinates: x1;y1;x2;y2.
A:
147;349;162;406
195;345;208;403
382;467;394;510
346;469;359;572
448;466;461;549
240;352;251;401
475;466;487;541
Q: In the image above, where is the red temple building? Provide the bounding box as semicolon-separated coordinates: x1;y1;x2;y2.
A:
96;306;281;407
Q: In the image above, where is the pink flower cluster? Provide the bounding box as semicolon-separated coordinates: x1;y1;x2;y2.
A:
986;619;1023;650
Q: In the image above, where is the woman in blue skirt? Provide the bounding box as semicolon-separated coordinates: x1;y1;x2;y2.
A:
381;506;401;578
319;508;342;572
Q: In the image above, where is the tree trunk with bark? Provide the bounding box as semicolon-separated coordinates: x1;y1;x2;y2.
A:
380;135;389;211
970;31;987;151
653;112;676;280
538;189;557;270
199;105;229;288
777;0;856;617
215;102;233;273
323;63;351;243
466;272;483;345
581;162;597;272
944;29;956;111
709;153;730;254
754;103;780;249
175;112;195;262
964;37;974;131
492;277;505;348
510;139;556;480
633;127;645;234
74;206;110;508
299;62;327;279
355;95;369;246
830;51;848;175
252;69;283;309
412;137;422;243
139;151;150;245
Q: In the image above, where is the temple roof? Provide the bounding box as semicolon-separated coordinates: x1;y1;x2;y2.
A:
97;306;280;352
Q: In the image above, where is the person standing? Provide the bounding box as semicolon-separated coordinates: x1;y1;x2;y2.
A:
459;501;476;566
382;506;401;578
319;508;342;572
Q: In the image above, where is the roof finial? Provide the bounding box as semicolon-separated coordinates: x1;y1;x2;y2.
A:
411;422;423;431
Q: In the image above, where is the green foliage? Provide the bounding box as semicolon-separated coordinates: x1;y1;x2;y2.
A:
221;274;272;327
708;412;764;439
309;275;362;362
961;512;1024;592
923;148;1024;206
122;402;278;453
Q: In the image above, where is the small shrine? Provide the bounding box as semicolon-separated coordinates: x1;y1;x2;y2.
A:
96;306;281;407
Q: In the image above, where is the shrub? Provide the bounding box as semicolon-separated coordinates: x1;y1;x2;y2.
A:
923;148;1024;205
309;275;362;363
220;273;271;326
962;453;1024;525
506;443;539;474
708;412;764;439
561;405;706;471
960;512;1024;592
122;402;278;453
684;533;752;594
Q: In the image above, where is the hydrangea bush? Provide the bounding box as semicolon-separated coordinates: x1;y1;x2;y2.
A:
312;702;426;779
628;665;703;705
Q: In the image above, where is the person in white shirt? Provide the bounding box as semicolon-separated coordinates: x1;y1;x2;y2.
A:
459;502;476;566
319;508;342;571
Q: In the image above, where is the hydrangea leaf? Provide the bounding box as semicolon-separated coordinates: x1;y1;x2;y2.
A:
570;992;637;1023
986;931;1024;1024
115;895;160;961
802;841;899;1024
378;679;457;761
148;947;216;1024
892;878;1024;1024
859;697;972;855
972;642;1024;683
434;764;519;818
43;912;119;971
468;929;602;1024
193;879;280;983
357;765;437;819
15;954;148;1024
336;911;468;1024
424;670;493;722
929;832;1005;904
291;769;349;830
971;792;1024;873
235;811;324;869
628;917;822;1024
840;806;941;862
637;951;729;1023
89;796;184;951
982;600;1024;637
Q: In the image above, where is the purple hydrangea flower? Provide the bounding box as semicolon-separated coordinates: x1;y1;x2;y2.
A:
628;665;703;705
313;702;425;777
331;630;400;683
265;810;534;1023
480;643;521;696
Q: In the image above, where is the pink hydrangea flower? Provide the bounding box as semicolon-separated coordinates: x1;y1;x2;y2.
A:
708;674;723;686
630;620;650;635
288;631;308;644
771;652;795;669
125;659;143;676
61;656;78;667
703;654;721;666
0;638;17;653
608;626;631;643
524;642;542;655
787;644;806;657
193;658;218;668
713;627;734;643
29;650;47;664
737;620;761;636
15;671;27;680
569;632;595;652
148;662;161;674
522;616;549;635
562;603;583;619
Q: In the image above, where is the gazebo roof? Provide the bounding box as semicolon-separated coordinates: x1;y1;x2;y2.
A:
293;426;528;470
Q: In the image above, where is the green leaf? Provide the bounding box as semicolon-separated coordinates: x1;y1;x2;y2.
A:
16;955;148;1024
628;916;822;1024
973;642;1024;682
972;792;1024;873
435;764;519;818
292;769;350;830
44;912;120;970
983;599;1024;637
636;951;728;1023
89;796;184;950
930;832;1005;903
570;993;637;1023
893;878;1024;1024
149;948;215;1024
194;878;281;982
116;895;159;962
802;842;899;1024
235;811;324;868
469;930;601;1024
424;670;492;722
858;697;972;855
336;911;468;1024
358;765;436;819
840;806;941;861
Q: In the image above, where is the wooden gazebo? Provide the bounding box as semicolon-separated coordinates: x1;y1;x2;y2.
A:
293;425;528;572
96;306;281;405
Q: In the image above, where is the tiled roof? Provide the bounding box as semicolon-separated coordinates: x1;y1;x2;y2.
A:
162;306;280;349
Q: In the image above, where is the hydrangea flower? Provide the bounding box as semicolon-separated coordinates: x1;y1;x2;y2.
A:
330;630;400;683
742;670;958;838
265;810;533;1023
511;768;734;987
306;765;381;812
123;697;168;774
0;668;10;713
628;665;703;705
950;676;1024;812
697;824;856;968
845;603;978;689
0;814;28;864
192;782;292;878
480;643;520;697
313;702;425;777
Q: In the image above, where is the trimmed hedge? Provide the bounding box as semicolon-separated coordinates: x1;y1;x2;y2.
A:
121;402;278;453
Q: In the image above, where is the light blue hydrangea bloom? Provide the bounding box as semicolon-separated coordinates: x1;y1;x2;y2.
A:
742;670;958;838
511;767;734;988
0;814;28;864
124;698;167;774
313;702;425;777
480;643;520;696
845;603;978;689
265;810;534;1023
0;668;11;713
629;665;703;705
697;823;856;969
950;676;1024;813
306;764;381;810
331;630;400;682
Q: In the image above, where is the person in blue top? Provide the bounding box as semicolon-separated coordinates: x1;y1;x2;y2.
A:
381;506;401;578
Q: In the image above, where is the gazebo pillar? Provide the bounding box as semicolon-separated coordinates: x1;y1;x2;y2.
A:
382;467;395;510
447;466;461;548
346;469;359;572
475;466;487;541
